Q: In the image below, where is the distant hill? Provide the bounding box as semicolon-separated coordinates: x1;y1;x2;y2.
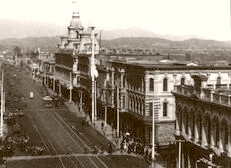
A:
99;27;201;41
0;19;224;42
0;19;66;40
0;36;230;53
100;37;231;50
0;36;60;51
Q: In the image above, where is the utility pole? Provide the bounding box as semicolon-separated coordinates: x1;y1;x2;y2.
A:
90;26;95;127
151;100;156;168
69;72;73;102
44;65;46;86
104;83;108;127
15;53;18;67
0;70;4;143
172;139;185;168
94;78;97;120
116;84;120;137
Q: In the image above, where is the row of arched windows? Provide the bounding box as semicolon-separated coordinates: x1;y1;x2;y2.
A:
149;76;223;92
128;95;144;115
149;77;186;92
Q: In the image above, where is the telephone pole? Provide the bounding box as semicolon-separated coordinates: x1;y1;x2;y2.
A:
90;26;96;127
0;70;4;143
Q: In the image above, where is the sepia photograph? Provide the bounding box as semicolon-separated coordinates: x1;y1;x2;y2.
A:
0;0;230;167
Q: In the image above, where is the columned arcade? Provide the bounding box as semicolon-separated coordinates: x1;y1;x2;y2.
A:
173;75;231;168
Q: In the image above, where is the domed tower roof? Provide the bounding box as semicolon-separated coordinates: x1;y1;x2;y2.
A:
70;11;83;29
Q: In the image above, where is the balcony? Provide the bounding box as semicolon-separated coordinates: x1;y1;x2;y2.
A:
173;85;231;107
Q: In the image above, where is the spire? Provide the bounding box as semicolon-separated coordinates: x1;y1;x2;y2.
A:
69;0;83;29
71;1;79;17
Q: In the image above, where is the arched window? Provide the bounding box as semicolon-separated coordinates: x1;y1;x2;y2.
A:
225;124;228;148
198;116;202;143
216;76;221;89
207;117;211;145
181;78;185;85
192;114;195;138
148;102;153;116
185;112;188;134
163;78;168;91
215;120;219;147
163;102;168;117
149;78;154;91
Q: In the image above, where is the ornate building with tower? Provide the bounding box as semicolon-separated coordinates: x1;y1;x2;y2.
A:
40;7;99;118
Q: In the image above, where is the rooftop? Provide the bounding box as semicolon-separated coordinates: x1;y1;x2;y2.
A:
110;59;231;70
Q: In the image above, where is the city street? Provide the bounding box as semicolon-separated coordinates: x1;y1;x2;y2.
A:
4;65;149;168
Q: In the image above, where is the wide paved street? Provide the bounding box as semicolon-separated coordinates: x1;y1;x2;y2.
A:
4;65;149;168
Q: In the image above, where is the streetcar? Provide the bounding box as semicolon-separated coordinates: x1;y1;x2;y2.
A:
43;96;53;108
29;92;34;99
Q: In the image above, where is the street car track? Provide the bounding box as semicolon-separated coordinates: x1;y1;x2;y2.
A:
21;72;96;152
17;70;109;168
23;85;91;154
22;84;86;168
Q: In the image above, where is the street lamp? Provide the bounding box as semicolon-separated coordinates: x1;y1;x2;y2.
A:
116;83;120;138
104;81;109;128
89;26;98;127
151;98;158;167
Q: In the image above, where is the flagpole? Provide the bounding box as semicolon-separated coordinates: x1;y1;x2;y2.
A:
90;26;95;127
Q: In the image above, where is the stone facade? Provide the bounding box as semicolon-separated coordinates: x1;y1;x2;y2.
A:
96;61;231;146
173;74;231;167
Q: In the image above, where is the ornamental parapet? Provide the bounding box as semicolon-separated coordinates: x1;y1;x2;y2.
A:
173;85;231;107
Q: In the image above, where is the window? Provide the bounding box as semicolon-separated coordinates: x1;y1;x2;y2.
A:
215;121;219;147
216;76;221;88
225;124;228;147
123;96;125;108
163;78;168;91
122;75;125;88
149;78;154;91
148;102;153;116
181;78;185;85
163;102;168;117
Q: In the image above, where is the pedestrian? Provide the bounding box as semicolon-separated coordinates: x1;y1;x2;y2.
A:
120;141;124;153
108;143;113;154
144;148;149;161
148;151;152;163
92;145;97;154
101;122;104;130
127;144;131;154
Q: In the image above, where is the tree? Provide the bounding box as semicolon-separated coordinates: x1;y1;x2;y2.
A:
14;46;22;56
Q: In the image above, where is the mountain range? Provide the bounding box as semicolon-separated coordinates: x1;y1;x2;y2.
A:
0;19;230;51
0;19;222;41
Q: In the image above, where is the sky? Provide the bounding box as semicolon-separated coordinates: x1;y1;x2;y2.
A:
0;0;230;41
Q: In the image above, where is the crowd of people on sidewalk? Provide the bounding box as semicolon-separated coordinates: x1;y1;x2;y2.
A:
118;133;153;163
91;120;155;163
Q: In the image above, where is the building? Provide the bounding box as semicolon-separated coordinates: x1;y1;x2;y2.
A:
37;5;231;164
45;8;100;117
96;59;231;148
172;74;231;167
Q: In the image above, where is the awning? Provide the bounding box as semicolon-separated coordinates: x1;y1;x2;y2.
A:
53;75;70;86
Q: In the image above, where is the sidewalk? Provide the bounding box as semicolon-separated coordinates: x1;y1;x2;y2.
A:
64;101;117;147
64;101;167;168
47;89;166;167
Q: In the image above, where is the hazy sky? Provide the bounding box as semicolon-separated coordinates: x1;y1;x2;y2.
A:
0;0;230;40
